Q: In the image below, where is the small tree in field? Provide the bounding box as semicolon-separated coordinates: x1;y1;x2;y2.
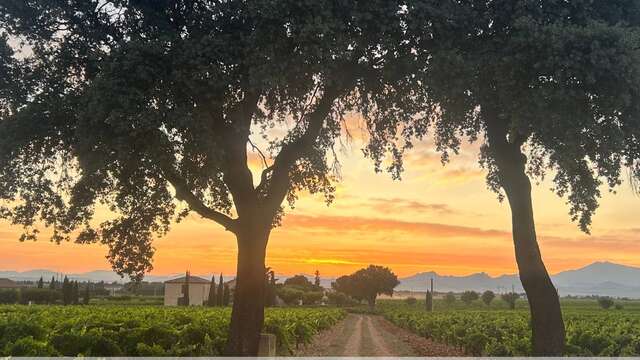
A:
332;265;399;309
461;291;479;305
598;297;614;310
444;292;456;306
207;276;217;307
482;291;496;306
502;292;520;310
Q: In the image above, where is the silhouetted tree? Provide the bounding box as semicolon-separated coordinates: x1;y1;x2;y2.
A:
264;267;277;307
332;265;399;308
72;281;79;304
502;292;520;310
49;277;56;290
598;297;614;309
36;277;43;289
181;271;190;306
83;282;91;305
461;291;479;305
284;275;315;291
207;275;217;307
62;276;71;305
223;284;231;306
370;1;640;354
482;290;496;306
217;274;224;307
314;270;321;288
0;1;408;355
444;292;456;305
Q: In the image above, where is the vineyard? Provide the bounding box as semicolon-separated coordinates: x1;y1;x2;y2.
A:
381;300;640;356
0;305;344;356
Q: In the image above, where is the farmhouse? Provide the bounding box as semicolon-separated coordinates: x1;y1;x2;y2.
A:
164;275;212;306
0;278;20;289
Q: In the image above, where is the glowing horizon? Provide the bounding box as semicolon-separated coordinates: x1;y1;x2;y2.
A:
2;131;640;279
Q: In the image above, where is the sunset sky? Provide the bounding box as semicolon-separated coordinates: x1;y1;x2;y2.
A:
2;115;640;279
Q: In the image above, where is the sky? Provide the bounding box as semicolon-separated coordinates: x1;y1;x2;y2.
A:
2;114;640;279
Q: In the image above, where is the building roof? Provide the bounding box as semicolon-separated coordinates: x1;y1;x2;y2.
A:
165;276;210;284
0;278;21;288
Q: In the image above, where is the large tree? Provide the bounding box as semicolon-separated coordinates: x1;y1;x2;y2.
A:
332;265;399;308
0;0;407;355
371;0;640;355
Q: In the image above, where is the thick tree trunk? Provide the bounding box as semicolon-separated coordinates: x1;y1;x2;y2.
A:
224;224;269;356
496;148;565;356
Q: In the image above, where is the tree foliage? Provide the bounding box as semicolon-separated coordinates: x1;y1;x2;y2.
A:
0;0;411;283
332;265;399;307
461;290;479;305
481;290;496;306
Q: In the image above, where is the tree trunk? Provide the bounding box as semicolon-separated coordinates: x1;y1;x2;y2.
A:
224;224;269;356
495;147;565;356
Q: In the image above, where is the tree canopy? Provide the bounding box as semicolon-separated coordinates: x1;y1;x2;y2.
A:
332;265;399;307
0;0;410;281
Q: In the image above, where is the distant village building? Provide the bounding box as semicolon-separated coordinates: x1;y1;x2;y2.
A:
0;278;21;289
164;275;212;306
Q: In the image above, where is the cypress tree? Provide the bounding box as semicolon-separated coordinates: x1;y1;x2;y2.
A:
62;276;70;305
37;276;43;289
216;273;224;306
49;276;56;290
181;271;190;306
83;282;91;305
207;275;216;307
223;284;230;306
72;281;79;304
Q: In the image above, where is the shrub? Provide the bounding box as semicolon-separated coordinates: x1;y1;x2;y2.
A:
481;290;495;306
302;291;323;305
444;292;456;305
19;288;61;304
405;297;417;305
277;286;304;305
598;297;614;309
5;337;58;356
326;291;354;307
461;291;479;305
0;289;19;304
501;292;520;310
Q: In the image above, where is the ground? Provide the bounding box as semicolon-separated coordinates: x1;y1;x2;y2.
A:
295;313;464;356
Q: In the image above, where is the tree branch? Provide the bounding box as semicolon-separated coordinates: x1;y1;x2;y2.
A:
160;164;238;232
261;84;343;215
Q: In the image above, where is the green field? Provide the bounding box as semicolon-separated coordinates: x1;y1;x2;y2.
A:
0;305;344;356
379;298;640;356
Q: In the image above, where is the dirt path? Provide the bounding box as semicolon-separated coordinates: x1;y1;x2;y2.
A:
295;313;464;357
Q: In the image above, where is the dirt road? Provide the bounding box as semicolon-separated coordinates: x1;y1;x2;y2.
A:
295;313;464;356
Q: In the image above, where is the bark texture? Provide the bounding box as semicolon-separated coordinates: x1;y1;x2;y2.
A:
224;224;270;356
486;117;565;356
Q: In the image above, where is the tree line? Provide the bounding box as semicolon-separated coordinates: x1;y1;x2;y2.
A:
1;0;639;355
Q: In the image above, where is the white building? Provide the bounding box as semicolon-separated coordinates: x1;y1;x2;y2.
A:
164;275;211;306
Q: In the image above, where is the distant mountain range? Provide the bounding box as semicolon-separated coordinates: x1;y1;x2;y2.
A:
2;261;639;298
397;261;640;298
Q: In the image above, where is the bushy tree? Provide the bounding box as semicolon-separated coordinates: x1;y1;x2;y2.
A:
481;290;496;306
332;265;399;308
302;291;324;305
461;290;479;305
367;1;640;354
284;275;315;291
598;297;615;309
276;286;304;306
0;0;408;355
502;292;520;310
327;291;354;307
444;292;456;305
